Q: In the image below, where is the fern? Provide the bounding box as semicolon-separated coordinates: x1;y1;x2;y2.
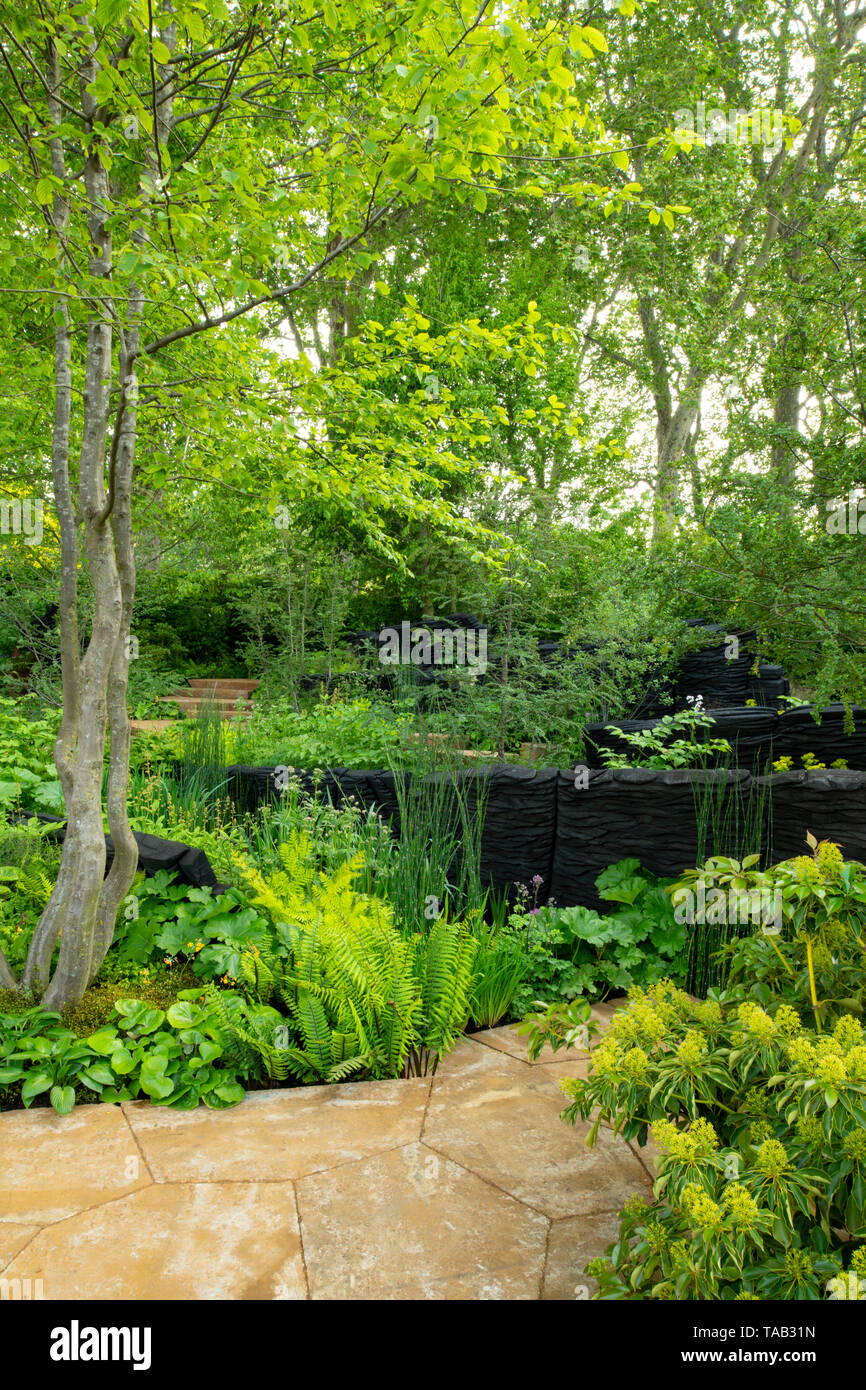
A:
13;861;54;909
204;986;290;1081
234;832;472;1079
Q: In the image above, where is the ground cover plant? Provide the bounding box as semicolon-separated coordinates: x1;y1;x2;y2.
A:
504;860;687;1017
0;699;64;815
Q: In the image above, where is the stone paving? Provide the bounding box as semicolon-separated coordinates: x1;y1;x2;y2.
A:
0;1003;655;1300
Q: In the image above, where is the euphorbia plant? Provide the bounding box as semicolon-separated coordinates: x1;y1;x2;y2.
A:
670;837;866;1028
523;979;866;1299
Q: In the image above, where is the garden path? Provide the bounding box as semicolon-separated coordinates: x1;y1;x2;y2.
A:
0;1003;657;1300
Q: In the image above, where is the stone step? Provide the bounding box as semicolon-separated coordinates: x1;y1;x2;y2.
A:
186;678;261;692
161;693;251;706
166;689;252;702
157;698;252;718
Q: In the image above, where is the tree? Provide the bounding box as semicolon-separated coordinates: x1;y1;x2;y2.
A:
0;0;663;1006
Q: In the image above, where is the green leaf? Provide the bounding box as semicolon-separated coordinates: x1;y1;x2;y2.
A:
50;1084;76;1115
110;1047;135;1074
213;1081;246;1106
166;1001;203;1028
80;1063;116;1089
21;1071;53;1104
580;25;609;52
139;1056;175;1099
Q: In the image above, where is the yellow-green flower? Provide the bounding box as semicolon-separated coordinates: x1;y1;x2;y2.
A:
788;1036;818;1073
792;855;821;886
676;1029;707;1069
834;1015;863;1052
670;1239;693;1268
692;999;723;1030
796;1114;824;1146
643;1218;670;1253
845;1045;866;1081
815;1054;846;1086
612;998;668;1047
620;1046;650;1079
754;1139;790;1179
737;1001;777;1044
784;1248;813;1281
749;1119;773;1144
723;1184;762;1230
815;840;844;879
623;1193;651;1220
842;1129;866;1162
774;1004;802;1037
682;1183;722;1230
590;1039;626;1080
653;1116;718;1162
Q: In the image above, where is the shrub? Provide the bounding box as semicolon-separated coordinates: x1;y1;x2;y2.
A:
670;835;866;1024
0;994;248;1115
595;701;732;770
0;698;64;813
522;979;866;1299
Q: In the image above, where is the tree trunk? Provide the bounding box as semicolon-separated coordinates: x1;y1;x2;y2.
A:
18;36;144;1009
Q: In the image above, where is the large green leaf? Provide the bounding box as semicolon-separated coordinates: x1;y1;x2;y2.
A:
49;1084;76;1115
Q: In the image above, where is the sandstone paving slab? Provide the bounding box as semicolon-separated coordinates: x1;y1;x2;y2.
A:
424;1056;652;1218
471;1024;587;1066
472;1002;627;1067
0;1222;41;1272
536;1058;591;1087
2;1182;306;1301
0;1104;151;1223
123;1077;430;1182
297;1140;548;1300
433;1035;524;1080
542;1211;625;1300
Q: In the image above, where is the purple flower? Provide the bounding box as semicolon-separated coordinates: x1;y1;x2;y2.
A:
528;907;540;916
531;874;544;886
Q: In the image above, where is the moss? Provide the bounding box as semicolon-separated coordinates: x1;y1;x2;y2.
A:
0;986;43;1015
0;964;201;1034
59;964;200;1035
